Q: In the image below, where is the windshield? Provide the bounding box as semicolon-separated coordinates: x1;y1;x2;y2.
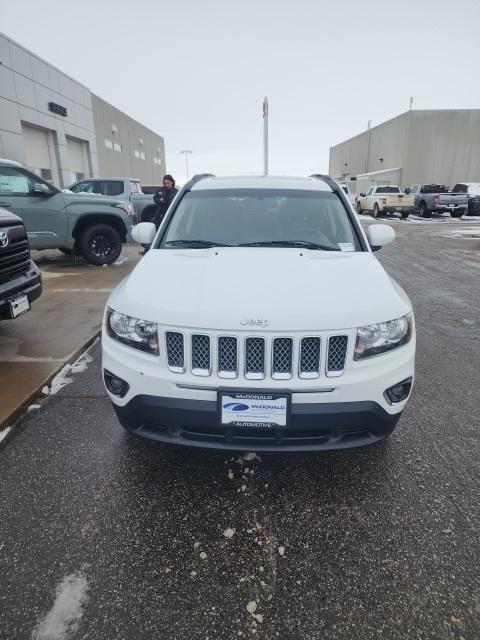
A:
159;189;361;251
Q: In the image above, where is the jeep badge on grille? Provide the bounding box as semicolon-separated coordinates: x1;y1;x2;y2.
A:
240;317;271;328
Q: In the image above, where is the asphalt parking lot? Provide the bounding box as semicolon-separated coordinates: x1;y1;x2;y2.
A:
1;217;480;640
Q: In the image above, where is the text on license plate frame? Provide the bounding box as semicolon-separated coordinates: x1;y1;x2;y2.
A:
218;390;290;428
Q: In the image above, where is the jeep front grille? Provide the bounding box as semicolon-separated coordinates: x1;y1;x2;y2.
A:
326;335;348;376
245;337;266;379
191;334;211;375
164;332;349;379
272;337;293;379
166;332;184;371
218;336;238;378
299;337;321;378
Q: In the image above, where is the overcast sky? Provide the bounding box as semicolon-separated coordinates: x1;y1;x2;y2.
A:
2;0;480;183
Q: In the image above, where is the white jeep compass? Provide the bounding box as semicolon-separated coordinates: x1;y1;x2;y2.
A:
102;174;415;451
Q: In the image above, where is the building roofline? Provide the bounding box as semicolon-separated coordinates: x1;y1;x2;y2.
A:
330;108;480;150
0;31;90;90
90;92;164;142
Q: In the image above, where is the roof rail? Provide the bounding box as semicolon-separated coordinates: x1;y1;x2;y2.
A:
183;173;216;190
309;173;338;190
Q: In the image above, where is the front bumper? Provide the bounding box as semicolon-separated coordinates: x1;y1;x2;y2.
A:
113;394;402;451
103;328;415;451
0;262;42;320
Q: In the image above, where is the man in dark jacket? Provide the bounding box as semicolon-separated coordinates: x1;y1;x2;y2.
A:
153;175;178;228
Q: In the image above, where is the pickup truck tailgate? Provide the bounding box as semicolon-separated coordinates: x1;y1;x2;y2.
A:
385;194;414;208
438;193;468;206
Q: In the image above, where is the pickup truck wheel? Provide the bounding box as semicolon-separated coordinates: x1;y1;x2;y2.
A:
79;224;122;266
373;203;380;218
356;202;363;214
450;210;464;218
419;202;431;218
400;211;410;219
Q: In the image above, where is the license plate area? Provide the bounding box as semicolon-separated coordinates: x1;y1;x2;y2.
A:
8;293;30;318
218;390;290;428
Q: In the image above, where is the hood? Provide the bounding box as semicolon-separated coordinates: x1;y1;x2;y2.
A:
62;192;124;207
108;248;412;331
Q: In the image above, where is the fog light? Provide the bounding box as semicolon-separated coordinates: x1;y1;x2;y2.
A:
384;377;412;405
104;370;130;397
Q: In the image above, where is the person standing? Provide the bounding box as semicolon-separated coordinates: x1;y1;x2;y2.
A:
153;175;178;229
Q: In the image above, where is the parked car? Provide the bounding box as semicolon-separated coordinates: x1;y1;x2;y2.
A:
407;184;467;218
451;182;480;216
337;183;356;207
0;160;133;265
0;207;42;320
69;177;157;223
102;173;416;452
356;185;414;219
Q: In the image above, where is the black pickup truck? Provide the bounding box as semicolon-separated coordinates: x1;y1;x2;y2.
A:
0;207;42;320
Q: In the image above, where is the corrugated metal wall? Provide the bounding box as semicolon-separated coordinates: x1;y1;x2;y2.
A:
329;110;480;188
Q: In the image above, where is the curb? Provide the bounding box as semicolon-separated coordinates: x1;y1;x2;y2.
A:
0;330;101;448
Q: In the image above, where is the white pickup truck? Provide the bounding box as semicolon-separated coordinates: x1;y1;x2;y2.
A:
357;186;414;219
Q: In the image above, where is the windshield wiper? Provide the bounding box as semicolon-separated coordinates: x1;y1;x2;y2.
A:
164;239;232;248
238;240;339;251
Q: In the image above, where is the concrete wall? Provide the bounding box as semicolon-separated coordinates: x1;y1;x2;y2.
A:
91;94;165;183
0;32;98;187
329;110;480;188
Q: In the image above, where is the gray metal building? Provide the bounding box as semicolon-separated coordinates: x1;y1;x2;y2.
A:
0;32;165;188
329;109;480;190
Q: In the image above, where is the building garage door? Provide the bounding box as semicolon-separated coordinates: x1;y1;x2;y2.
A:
22;124;57;183
66;136;89;184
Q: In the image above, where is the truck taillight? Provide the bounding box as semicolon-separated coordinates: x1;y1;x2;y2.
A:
434;195;439;204
382;198;387;205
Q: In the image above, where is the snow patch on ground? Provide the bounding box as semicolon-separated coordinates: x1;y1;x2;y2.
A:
27;404;41;411
42;349;94;396
0;427;12;443
31;572;89;640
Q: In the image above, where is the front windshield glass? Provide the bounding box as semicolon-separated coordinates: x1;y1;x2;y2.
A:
159;189;361;251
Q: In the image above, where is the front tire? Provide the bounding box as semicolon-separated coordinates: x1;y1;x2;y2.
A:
373;203;380;219
356;202;363;214
79;223;122;266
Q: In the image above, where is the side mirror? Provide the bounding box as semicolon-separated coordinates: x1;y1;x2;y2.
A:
359;192;365;197
32;183;51;196
131;222;156;245
366;224;396;251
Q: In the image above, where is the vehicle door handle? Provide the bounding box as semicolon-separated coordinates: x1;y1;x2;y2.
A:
0;202;12;207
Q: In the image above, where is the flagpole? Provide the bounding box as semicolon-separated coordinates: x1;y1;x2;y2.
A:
263;96;268;176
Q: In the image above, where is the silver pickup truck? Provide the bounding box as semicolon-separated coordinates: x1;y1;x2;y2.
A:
68;177;158;223
407;184;467;218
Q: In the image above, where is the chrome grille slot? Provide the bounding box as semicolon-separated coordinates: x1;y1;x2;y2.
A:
191;334;211;375
272;337;293;379
245;337;265;379
218;336;238;378
299;337;321;378
166;332;185;372
327;335;348;377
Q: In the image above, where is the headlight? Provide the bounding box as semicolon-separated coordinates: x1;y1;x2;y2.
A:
354;313;413;360
106;309;159;355
115;202;134;215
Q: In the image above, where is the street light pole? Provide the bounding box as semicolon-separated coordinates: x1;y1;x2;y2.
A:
180;150;193;181
262;97;269;176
